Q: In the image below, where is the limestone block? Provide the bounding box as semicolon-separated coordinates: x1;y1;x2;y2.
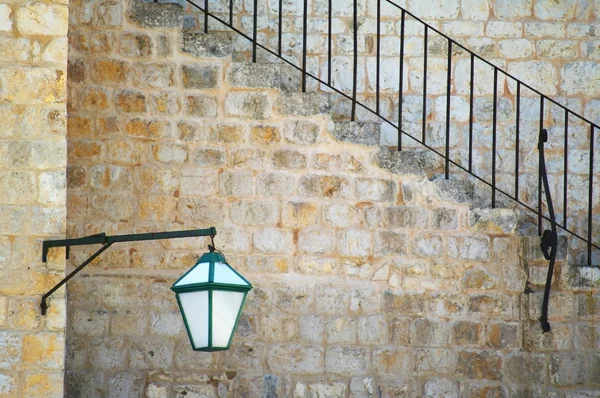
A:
525;22;565;37
21;333;64;370
208;123;246;144
0;37;31;64
0;172;36;205
325;317;356;344
323;204;359;228
91;59;127;85
272;149;307;170
295;256;338;275
181;32;233;59
375;147;436;176
267;345;323;374
307;383;346;397
120;33;152;58
331;121;379;147
253;228;292;254
219;170;253;197
461;0;489;20
225;92;271;119
106;141;144;165
455;350;502;380
111;312;148;337
17;3;68;36
0;373;16;396
423;379;458;398
487;322;521;349
0;67;66;104
98;0;122;26
230;200;280;226
384;206;427;229
257;172;295;197
508;61;558;95
178;197;227;223
339;229;372;257
282;202;320;228
462;268;496;290
408;57;452;96
412;348;454;375
498;39;534;59
383;292;425;315
283;120;320;144
485;22;522;38
450;320;484;346
261;313;297;341
274;92;330;116
0;4;12;32
132;63;175;89
412;318;447;347
325;346;368;374
298;315;323;343
412;234;443;258
406;0;459;19
534;0;577;20
561;62;600;96
129;1;182;28
151;143;187;164
298;227;335;255
467;293;516;319
431;208;458;230
181;64;221;89
366;57;407;94
130;338;174;369
185;94;218;117
354;178;395;202
299;175;352;199
42;37;67;64
550;353;586;386
226;63;280;89
537;40;578;59
151;92;181;115
350;288;379;314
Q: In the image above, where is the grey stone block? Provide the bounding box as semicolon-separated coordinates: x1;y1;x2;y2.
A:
181;64;221;89
226;63;280;89
433;179;474;205
274;93;330;116
375;147;437;176
468;208;518;234
331;121;380;147
181;32;233;59
129;2;183;28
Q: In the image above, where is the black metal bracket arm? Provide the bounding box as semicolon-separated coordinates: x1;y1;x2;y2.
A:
40;227;217;315
538;129;558;333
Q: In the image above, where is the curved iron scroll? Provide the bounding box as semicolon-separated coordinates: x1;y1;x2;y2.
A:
538;129;558;332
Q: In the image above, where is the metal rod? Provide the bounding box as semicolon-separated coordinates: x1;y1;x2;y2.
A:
589;124;595;266
229;0;233;25
445;39;452;179
351;0;358;121
302;0;308;92
397;10;405;151
376;0;381;114
538;96;545;235
422;25;428;144
41;243;114;315
278;0;282;56
252;0;258;62
468;53;474;173
492;67;498;208
538;128;558;333
40;227;217;315
327;0;332;86
564;109;568;224
515;81;520;201
204;0;209;33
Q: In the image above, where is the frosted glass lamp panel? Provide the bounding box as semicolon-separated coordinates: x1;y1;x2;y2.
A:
179;290;209;349
211;290;245;347
213;262;248;286
174;264;209;287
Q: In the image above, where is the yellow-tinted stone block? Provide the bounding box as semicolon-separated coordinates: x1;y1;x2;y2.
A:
21;333;64;370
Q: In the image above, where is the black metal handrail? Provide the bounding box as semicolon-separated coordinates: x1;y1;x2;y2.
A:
183;0;599;265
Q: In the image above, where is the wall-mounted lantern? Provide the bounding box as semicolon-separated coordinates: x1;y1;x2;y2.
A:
40;227;252;351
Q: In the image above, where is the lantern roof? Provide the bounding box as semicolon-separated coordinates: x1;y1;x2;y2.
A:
171;251;252;292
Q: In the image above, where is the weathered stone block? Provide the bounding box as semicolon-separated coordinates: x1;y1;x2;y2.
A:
181;32;233;58
181;64;221;89
261;313;297;341
331;121;379;146
225;92;271;119
283;120;320;144
230;201;280;226
358;315;387;345
16;3;68;36
451;320;484;346
91;59;127;85
0;4;12;32
267;345;323;373
226;63;280;89
299;175;352;199
412;234;443;258
561;62;600;96
274;93;330;116
251;125;280;145
413;348;454;375
129;1;183;28
323;204;360;228
129;338;174;369
282;201;319;227
449;235;490;261
298;315;324;343
253;228;292;254
219;170;253;197
354;178;395;202
257;172;295;197
431;208;458;230
272;149;307;170
22;333;64;370
468;294;516;319
432;179;474;205
504;352;546;384
120;33;152;57
373;347;410;374
376;147;436;176
550;353;586;386
339;229;372;257
326;317;357;344
316;285;348;314
534;0;577;20
462;268;497;290
413;318;447;347
298;227;335;255
383;292;425;315
185;94;218;117
456;350;502;380
325;346;368;375
423;379;459;398
178;197;227;223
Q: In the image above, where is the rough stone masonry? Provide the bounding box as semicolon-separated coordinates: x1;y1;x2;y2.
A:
0;0;592;396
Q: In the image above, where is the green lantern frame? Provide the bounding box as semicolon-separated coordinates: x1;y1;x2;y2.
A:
171;251;253;352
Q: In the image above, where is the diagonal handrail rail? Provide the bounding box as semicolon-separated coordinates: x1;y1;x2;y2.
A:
183;0;600;262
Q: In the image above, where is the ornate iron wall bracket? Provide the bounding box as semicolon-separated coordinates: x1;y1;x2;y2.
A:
40;227;217;315
538;129;558;332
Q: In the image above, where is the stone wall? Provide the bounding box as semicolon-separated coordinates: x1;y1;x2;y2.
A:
64;0;600;396
0;0;69;396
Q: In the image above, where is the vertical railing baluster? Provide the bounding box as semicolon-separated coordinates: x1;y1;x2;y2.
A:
376;0;381;114
515;81;520;201
327;0;332;85
252;0;258;62
563;109;568;226
301;0;308;92
229;0;233;26
397;10;405;152
588;124;595;266
538;96;545;235
468;53;474;172
278;0;282;56
204;0;209;33
445;39;452;179
351;0;358;120
492;67;498;208
422;25;428;144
